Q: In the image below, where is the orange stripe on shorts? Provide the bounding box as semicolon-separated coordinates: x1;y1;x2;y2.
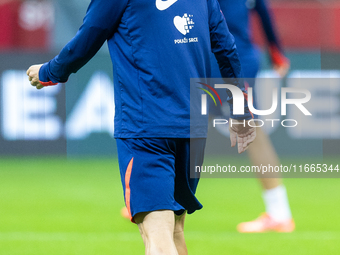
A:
125;157;134;220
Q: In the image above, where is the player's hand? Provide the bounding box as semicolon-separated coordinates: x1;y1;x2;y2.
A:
269;45;290;78
273;60;290;78
229;118;256;154
27;64;44;89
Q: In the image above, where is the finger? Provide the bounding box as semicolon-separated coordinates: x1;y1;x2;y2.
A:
247;129;256;144
248;133;256;145
26;68;30;76
243;136;249;148
33;81;43;88
30;80;40;87
238;143;244;154
230;130;237;147
237;136;244;154
242;133;253;148
245;137;253;149
241;136;250;152
246;134;253;147
36;84;44;90
28;76;33;81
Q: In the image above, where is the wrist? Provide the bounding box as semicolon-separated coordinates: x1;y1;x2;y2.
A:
39;62;58;86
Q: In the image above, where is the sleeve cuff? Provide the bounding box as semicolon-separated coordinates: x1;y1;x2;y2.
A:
39;62;58;86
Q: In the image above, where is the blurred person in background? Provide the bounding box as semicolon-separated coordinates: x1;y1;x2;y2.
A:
212;0;295;233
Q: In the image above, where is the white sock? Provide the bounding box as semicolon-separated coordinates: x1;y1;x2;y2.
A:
262;185;292;222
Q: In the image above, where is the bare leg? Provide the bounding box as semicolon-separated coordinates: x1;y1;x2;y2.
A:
134;210;179;255
247;127;281;190
174;212;188;255
237;127;294;232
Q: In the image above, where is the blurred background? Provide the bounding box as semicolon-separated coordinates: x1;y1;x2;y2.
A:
0;0;340;254
1;0;340;156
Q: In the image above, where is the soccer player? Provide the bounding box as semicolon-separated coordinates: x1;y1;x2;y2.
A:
26;0;255;254
211;0;294;232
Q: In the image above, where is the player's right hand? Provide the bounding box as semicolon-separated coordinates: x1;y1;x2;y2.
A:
27;64;44;90
229;118;256;154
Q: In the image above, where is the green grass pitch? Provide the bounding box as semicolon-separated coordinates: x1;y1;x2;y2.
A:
0;157;339;255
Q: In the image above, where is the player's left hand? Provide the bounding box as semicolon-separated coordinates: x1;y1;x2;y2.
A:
27;64;44;89
273;60;290;78
229;118;256;154
269;45;290;78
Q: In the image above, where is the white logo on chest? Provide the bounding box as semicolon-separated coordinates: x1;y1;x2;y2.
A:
173;13;194;35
